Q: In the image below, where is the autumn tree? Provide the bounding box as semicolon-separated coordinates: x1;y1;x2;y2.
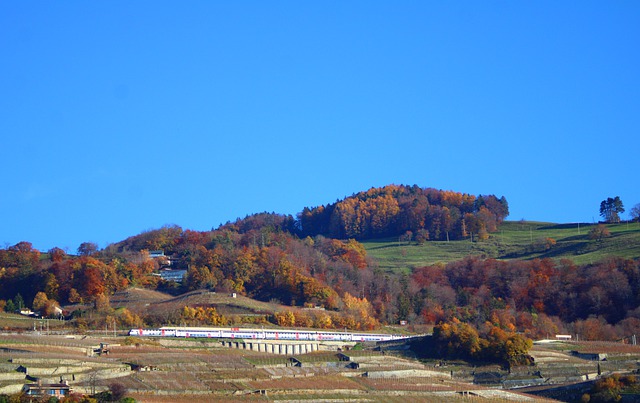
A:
432;319;532;366
0;242;41;274
94;293;111;312
316;238;368;269
32;291;49;313
585;374;639;402
117;308;142;327
314;312;333;329
68;288;82;304
415;229;429;245
481;324;533;366
77;242;99;256
433;318;482;360
274;310;296;327
184;265;216;291
343;292;379;330
77;259;106;300
43;272;60;300
589;224;611;242
48;247;66;262
180;305;227;326
43;299;60;317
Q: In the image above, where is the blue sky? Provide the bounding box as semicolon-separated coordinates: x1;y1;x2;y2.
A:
2;2;639;252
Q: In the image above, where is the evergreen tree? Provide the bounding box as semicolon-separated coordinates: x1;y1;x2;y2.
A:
14;293;24;311
4;299;15;313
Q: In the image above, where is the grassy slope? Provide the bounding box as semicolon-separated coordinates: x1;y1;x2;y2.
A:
108;288;284;319
0;313;68;331
363;220;640;273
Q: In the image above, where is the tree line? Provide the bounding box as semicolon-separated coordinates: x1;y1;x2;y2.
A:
298;184;509;241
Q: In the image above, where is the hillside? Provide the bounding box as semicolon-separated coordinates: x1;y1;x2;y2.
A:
110;288;280;320
363;220;640;271
0;332;567;402
2;184;640;348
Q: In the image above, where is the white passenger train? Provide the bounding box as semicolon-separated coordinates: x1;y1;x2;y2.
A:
128;326;408;342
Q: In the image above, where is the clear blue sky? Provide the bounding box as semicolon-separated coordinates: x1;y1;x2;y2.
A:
2;2;639;252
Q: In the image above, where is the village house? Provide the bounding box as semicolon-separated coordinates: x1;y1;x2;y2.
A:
22;380;71;398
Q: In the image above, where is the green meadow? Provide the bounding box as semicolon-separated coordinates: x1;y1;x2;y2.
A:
363;220;640;273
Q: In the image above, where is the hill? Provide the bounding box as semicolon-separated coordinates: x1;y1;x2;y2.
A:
363;220;640;272
298;184;509;241
2;184;639;347
108;288;283;325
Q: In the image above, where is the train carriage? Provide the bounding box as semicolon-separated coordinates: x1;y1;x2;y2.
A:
129;326;405;342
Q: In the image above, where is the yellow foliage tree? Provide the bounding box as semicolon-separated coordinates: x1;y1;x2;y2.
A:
32;291;49;313
314;313;333;329
275;310;296;327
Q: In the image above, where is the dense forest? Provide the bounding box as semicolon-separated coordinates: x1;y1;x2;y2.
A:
299;184;509;241
1;184;639;348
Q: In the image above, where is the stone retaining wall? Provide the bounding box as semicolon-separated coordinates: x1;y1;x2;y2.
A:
364;369;452;379
10;358;120;368
0;383;23;395
68;367;132;383
20;366;95;376
4;358;131;385
0;372;25;381
157;339;219;348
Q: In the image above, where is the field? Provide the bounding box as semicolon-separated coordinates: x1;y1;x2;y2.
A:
0;332;567;402
2;328;640;402
363;220;640;272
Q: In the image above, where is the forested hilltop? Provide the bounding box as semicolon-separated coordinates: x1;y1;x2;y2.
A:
299;184;509;241
1;184;640;364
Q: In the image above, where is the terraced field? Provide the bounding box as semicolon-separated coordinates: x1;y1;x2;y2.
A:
0;332;563;402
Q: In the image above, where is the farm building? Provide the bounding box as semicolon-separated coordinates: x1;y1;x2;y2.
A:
22;380;71;397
